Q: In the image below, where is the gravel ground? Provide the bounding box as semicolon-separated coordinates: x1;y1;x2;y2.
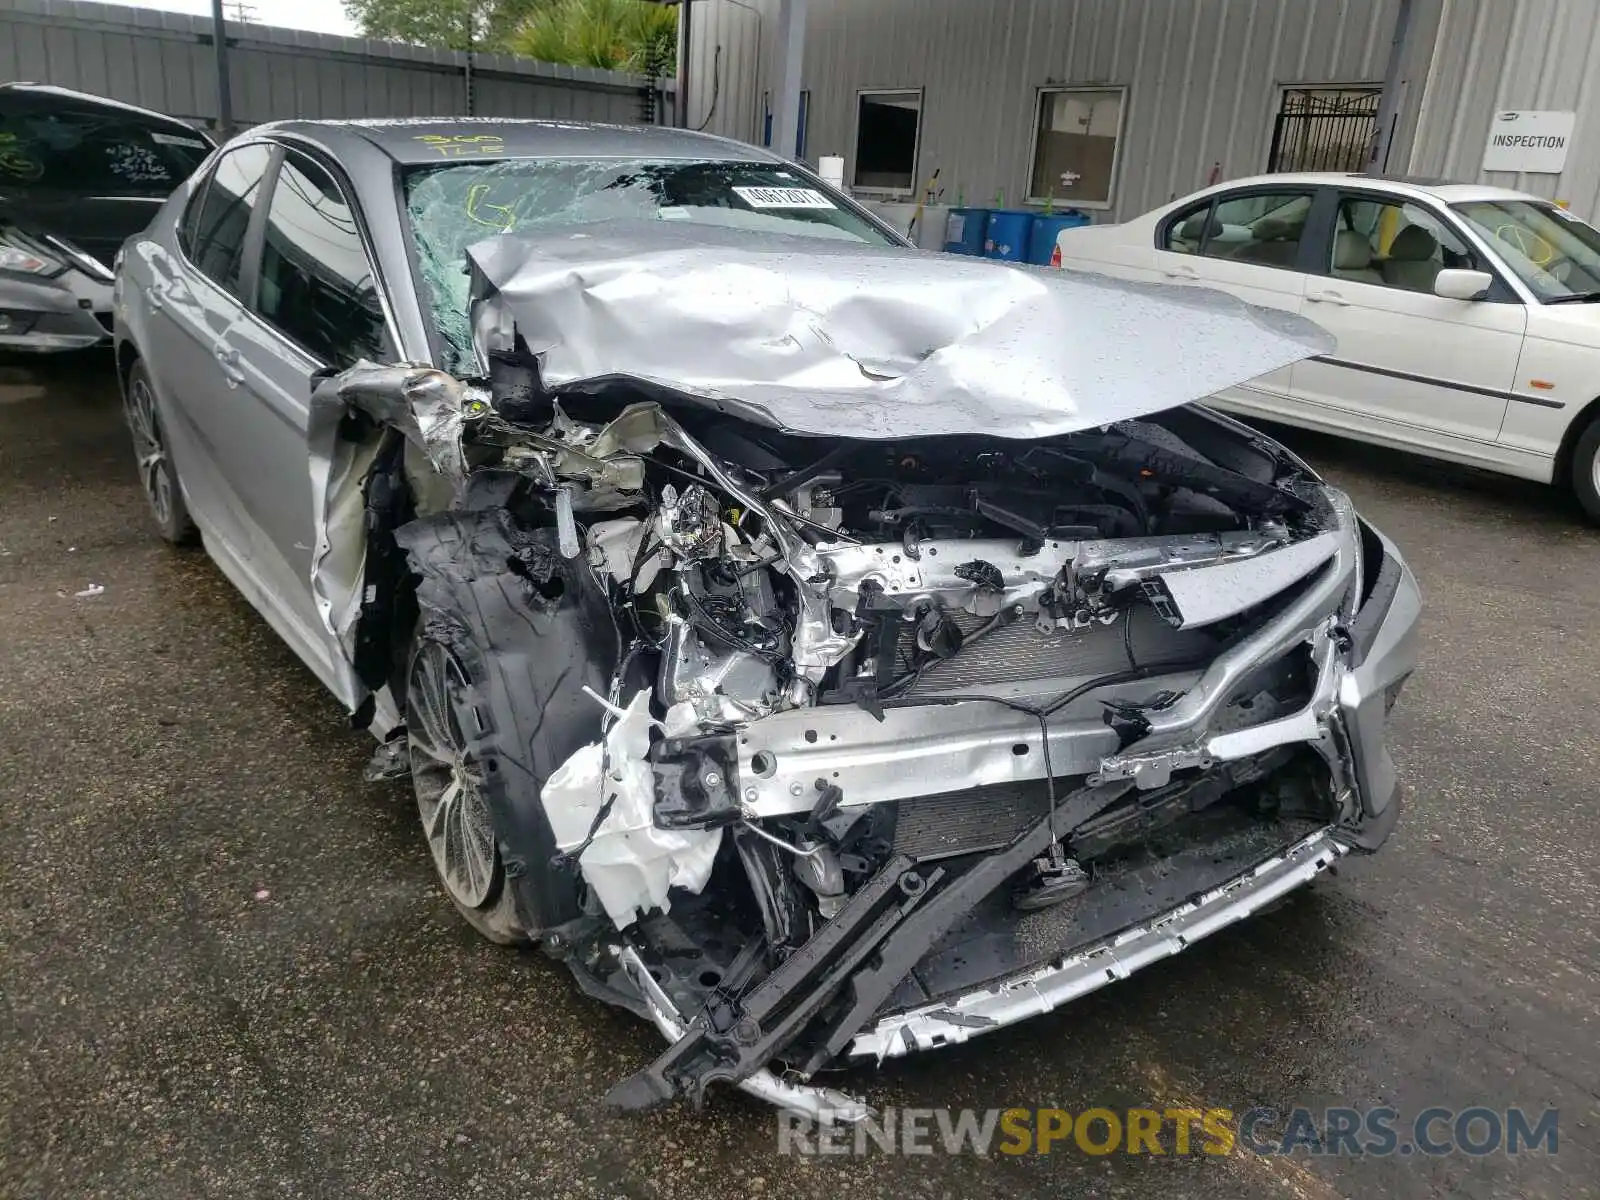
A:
1;352;1596;1199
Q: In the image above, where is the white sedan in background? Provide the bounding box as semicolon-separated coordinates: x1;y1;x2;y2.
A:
1053;172;1600;521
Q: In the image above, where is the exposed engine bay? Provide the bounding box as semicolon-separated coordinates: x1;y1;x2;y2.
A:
306;227;1419;1122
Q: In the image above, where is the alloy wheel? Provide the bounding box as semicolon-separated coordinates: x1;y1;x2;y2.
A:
407;641;501;910
125;375;172;528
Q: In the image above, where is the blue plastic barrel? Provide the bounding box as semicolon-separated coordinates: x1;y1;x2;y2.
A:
984;209;1035;262
1028;210;1092;265
943;207;989;255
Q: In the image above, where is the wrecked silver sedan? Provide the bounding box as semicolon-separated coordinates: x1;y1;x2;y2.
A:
114;120;1419;1121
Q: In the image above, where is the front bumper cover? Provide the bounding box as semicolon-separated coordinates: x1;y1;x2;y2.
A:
0;269;111;352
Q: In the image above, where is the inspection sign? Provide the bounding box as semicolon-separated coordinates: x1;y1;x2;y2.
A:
1482;110;1576;173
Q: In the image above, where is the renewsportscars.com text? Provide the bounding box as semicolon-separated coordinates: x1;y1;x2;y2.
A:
778;1106;1560;1158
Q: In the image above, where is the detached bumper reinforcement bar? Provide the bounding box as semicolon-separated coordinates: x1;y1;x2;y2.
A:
848;827;1346;1063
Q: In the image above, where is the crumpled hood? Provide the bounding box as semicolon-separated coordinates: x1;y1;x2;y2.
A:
465;220;1334;439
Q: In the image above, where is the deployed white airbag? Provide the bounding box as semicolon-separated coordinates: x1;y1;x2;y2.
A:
540;690;721;929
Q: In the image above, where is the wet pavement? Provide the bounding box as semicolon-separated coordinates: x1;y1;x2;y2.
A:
1;351;1596;1199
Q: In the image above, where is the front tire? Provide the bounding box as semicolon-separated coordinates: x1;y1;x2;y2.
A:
123;361;196;545
1571;415;1600;525
406;632;529;945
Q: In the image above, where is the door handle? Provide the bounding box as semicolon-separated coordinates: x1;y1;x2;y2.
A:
1162;266;1199;281
1305;290;1350;306
213;342;245;387
144;283;167;311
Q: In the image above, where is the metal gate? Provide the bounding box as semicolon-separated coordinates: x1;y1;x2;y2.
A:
1268;88;1386;173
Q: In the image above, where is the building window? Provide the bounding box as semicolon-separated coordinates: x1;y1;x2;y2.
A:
853;89;922;193
1268;87;1383;173
1027;87;1127;209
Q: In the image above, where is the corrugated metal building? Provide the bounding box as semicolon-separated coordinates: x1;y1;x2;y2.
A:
688;0;1600;224
689;0;1446;221
0;0;674;131
11;0;1600;222
1409;0;1600;217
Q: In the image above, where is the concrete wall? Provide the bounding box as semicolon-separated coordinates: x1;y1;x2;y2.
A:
1408;0;1600;218
0;0;674;132
690;0;1444;222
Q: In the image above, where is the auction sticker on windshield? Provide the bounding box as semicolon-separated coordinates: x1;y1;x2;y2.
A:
734;186;836;209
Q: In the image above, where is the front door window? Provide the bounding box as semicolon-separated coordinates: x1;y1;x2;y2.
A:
255;149;390;367
1331;197;1481;293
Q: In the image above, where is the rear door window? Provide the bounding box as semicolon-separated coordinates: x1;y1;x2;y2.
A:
0;101;211;195
255;149;390;367
177;178;209;259
1162;199;1216;254
189;143;273;296
1162;191;1314;271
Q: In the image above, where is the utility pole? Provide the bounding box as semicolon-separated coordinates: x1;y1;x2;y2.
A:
771;0;807;157
210;0;234;138
1369;0;1416;172
675;0;691;128
463;0;475;116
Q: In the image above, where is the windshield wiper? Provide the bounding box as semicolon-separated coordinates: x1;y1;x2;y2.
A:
1544;290;1600;304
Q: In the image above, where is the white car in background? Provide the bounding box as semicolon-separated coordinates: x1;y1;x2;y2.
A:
1053;172;1600;521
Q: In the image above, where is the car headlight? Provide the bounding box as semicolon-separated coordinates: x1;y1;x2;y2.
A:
0;231;66;278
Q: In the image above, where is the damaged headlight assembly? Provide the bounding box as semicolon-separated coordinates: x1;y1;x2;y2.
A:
303;224;1420;1122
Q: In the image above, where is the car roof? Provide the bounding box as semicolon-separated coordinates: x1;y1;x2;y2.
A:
0;82;213;141
259;117;784;167
1205;170;1545;207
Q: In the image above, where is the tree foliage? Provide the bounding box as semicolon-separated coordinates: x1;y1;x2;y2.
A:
512;0;678;75
341;0;539;52
343;0;676;75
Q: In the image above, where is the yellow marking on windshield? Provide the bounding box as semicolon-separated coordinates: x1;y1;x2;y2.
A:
465;183;517;232
1494;223;1556;265
414;133;506;159
0;139;43;181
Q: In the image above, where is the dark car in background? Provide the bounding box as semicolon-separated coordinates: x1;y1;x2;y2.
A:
0;83;212;352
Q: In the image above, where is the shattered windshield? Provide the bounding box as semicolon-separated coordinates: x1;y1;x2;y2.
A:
403;158;897;369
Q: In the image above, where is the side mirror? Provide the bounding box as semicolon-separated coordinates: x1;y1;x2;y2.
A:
1434;268;1493;300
